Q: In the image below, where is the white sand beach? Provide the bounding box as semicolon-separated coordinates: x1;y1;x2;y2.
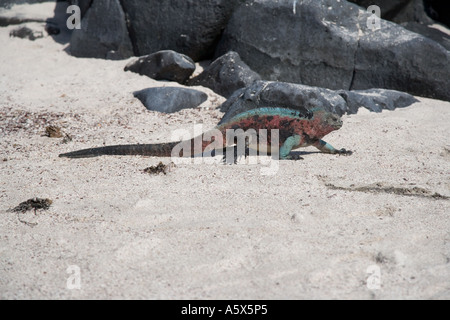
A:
0;3;449;300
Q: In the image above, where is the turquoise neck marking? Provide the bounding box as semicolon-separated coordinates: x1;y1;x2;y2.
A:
231;107;323;122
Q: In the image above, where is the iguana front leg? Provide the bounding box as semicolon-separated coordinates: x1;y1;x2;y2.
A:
280;135;303;160
313;139;353;155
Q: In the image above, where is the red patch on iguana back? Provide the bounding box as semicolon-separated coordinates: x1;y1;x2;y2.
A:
221;112;337;140
197;111;340;152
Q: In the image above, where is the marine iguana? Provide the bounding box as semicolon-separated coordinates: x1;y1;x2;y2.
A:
59;107;352;160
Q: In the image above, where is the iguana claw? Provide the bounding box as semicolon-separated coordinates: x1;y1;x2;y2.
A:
283;154;304;161
337;148;353;156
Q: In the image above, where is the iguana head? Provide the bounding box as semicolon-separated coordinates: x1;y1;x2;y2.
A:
322;111;343;130
309;110;343;138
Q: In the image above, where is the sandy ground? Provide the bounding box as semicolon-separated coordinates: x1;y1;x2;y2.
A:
1;3;449;300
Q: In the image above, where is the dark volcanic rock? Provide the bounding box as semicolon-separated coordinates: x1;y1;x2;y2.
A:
336;0;450;50
68;0;92;18
124;50;195;84
352;20;450;101
69;0;133;60
389;0;434;24
219;81;348;124
348;0;410;20
216;0;360;90
133;87;208;114
216;0;450;101
348;0;434;24
219;81;419;124
188;51;261;98
400;22;450;51
44;22;60;35
120;0;241;61
337;89;419;114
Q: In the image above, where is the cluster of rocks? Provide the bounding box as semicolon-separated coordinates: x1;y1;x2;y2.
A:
126;49;418;115
124;50;261;113
2;0;449;114
65;0;449;104
124;50;260;94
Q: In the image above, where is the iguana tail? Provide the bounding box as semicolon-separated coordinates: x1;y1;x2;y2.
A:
59;129;229;159
59;142;180;158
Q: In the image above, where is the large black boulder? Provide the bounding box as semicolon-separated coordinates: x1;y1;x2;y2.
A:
219;81;419;124
348;0;409;20
400;22;450;51
216;0;450;101
219;81;348;124
187;51;261;98
350;0;450;28
350;1;450;61
216;0;360;90
69;0;133;60
348;0;434;24
352;20;450;101
120;0;242;61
